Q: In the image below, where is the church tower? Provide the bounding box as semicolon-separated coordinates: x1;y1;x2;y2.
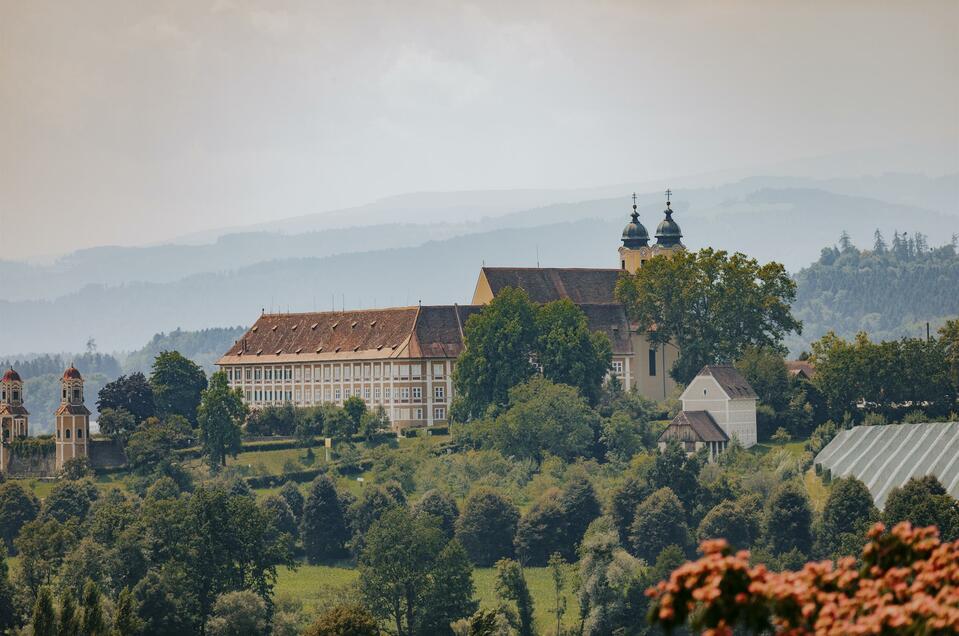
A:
0;369;29;472
618;193;652;273
653;189;685;254
55;366;90;471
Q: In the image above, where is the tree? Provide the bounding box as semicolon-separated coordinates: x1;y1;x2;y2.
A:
648;438;702;511
205;591;268;636
80;579;108;636
196;371;247;469
359;406;391;444
412;490;459;540
32;586;57;636
302;476;351;563
184;485;291;626
262;494;298;540
342;396;367;437
133;567;201;636
697;499;761;549
630;487;688;562
150;351;207;424
16;518;76;592
884;476;959;542
59;591;81;636
494;559;534;636
514;489;567;566
558;472;601;555
420;540;478;636
0;557;16;634
455;488;520;566
96;407;138;444
766;482;813;555
577;518;647;636
97;372;155;424
615;248;800;384
302;604;379;636
42;479;98;523
279;481;305;523
0;481;39;553
609;476;652;546
547;553;568;636
648;523;959;635
125;416;191;474
453;287;538;419
535;299;612;404
481;378;598;461
734;346;791;413
940;319;959;392
359;507;447;636
112;587;143;636
817;477;879;558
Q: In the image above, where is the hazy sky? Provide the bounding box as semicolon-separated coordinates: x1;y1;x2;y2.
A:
1;0;957;260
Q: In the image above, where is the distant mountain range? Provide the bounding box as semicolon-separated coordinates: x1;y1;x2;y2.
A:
1;173;957;355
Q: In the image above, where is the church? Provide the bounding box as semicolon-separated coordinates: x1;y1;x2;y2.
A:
218;192;692;431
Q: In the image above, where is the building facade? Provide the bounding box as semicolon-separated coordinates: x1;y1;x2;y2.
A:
219;193;690;427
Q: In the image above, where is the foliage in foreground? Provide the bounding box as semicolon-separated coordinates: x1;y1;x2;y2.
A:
648;522;959;635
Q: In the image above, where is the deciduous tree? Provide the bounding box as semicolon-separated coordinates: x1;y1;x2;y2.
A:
455;488;519;567
150;351;207;424
196;371;247;470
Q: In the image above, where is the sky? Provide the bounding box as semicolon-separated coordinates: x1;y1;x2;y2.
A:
1;0;957;260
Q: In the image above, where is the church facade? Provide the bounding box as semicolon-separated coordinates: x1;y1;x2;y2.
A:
219;193;687;430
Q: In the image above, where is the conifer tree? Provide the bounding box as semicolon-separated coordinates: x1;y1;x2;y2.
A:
32;587;57;636
302;475;350;562
495;559;534;636
58;592;80;636
80;579;108;636
112;587;143;636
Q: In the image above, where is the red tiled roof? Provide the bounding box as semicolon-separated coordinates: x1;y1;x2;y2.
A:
63;366;82;381
1;369;21;383
785;360;816;379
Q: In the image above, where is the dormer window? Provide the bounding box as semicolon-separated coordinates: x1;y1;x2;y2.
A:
73;389;81;401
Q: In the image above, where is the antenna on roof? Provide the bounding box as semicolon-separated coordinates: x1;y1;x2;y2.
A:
342;294;345;313
536;245;540;268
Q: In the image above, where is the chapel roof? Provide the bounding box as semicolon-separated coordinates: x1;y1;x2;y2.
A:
659;410;729;444
1;369;21;383
55;403;90;416
0;404;29;416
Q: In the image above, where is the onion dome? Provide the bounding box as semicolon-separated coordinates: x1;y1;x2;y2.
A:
655;192;683;248
63;366;82;381
1;368;21;383
621;194;650;248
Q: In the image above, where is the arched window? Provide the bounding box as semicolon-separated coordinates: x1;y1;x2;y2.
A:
57;429;61;439
77;429;83;439
65;429;71;439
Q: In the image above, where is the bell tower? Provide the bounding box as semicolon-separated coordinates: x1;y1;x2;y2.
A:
55;365;90;471
0;369;29;472
618;193;652;273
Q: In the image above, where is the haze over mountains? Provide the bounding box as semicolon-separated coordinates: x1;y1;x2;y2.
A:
1;171;957;356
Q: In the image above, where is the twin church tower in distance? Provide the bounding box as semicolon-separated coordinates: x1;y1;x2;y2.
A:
0;366;91;472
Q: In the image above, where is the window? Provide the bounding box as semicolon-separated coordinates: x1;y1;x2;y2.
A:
295;389;302;402
245;368;252;381
433;364;444;378
384;388;391;400
412;387;422;400
254;368;262;381
363;387;371;400
648;349;657;377
611;360;624;375
305;367;312;381
324;366;331;380
245;390;251;401
2;430;8;439
411;364;421;379
72;389;81;401
344;365;351;379
265;367;273;381
294;367;302;381
65;429;71;439
334;388;341;401
415;408;423;420
363;364;371;379
12;390;19;401
374;387;381;400
373;364;381;379
344;388;351;398
684;441;696;453
434;386;445;400
324;389;331;401
77;428;83;439
434;407;446;420
399;365;410;379
400;387;410;400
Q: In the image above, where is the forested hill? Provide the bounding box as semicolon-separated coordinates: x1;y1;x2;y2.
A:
788;231;959;353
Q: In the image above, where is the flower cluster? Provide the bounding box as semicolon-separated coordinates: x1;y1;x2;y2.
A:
647;523;959;635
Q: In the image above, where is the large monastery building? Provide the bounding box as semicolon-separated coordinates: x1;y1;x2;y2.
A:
219;193;689;430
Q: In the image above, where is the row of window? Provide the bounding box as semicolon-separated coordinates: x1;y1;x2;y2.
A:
608;352;658;378
246;385;447;404
225;362;448;383
56;428;85;439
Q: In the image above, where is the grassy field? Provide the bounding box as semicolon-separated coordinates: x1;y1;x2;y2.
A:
275;562;579;632
12;473;128;500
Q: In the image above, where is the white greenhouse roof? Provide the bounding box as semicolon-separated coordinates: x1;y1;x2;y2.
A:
814;421;959;509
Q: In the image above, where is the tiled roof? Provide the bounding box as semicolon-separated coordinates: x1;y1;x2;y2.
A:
55;403;91;416
785;360;816;379
659;410;729;443
698;365;757;399
481;267;622;304
579;304;633;355
219;306;482;364
0;404;29;416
